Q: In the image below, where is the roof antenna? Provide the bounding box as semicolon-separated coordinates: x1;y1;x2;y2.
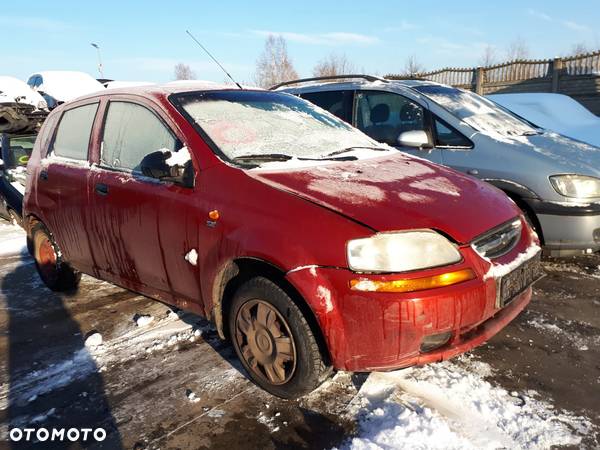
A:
185;30;243;89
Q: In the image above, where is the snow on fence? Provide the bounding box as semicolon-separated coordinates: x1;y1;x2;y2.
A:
387;50;600;115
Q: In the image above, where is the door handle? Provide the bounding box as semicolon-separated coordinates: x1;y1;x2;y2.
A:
39;170;48;180
95;183;109;196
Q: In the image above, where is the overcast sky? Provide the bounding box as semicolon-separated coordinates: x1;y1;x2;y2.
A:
2;0;598;84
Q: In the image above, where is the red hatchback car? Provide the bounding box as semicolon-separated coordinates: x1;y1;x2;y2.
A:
23;82;542;398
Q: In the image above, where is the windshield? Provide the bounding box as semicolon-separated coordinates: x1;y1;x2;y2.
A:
413;85;539;137
173;90;380;164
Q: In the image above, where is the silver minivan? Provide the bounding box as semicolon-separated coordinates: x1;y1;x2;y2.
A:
275;75;600;256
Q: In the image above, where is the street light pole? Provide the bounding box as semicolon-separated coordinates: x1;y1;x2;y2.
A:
90;43;104;78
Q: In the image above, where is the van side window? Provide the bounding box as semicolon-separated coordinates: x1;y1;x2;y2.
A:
101;102;176;172
355;91;425;145
299;91;352;123
52;103;99;160
434;119;472;148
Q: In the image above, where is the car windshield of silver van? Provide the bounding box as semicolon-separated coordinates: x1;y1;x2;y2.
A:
414;85;541;138
174;90;386;166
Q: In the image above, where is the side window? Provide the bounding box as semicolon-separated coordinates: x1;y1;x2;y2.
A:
434;119;472;148
299;91;352;123
101;102;177;172
355;91;425;145
52;103;99;160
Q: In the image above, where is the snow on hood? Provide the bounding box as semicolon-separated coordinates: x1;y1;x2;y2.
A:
32;71;105;102
0;76;46;109
249;153;519;243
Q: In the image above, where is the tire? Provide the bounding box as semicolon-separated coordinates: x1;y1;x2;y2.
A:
31;223;81;292
228;276;330;399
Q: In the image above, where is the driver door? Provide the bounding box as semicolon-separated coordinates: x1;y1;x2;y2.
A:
353;90;443;164
88;100;202;306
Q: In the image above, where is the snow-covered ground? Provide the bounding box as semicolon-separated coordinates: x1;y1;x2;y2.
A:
0;221;597;449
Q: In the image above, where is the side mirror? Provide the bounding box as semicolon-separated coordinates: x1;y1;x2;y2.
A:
397;130;433;149
140;150;193;187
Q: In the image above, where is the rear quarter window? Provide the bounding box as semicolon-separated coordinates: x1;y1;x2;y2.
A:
52;103;99;160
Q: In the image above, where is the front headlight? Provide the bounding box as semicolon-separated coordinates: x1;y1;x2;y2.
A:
550;175;600;199
347;230;462;273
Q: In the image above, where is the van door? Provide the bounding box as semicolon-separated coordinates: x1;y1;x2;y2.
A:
353;90;443;164
37;102;99;273
88;100;202;307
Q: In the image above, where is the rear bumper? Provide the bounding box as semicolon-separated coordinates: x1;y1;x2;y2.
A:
286;226;538;372
527;199;600;252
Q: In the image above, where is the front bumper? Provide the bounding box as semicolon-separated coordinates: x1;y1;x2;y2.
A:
286;225;539;372
526;199;600;252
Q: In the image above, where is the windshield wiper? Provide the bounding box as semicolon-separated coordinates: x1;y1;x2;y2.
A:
232;153;293;162
323;146;388;158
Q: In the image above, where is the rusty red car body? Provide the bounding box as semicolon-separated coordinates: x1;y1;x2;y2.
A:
23;83;539;385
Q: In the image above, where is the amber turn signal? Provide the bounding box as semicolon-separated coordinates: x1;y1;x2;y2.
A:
350;268;476;293
208;210;220;220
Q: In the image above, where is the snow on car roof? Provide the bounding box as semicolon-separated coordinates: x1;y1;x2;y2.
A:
274;77;442;94
0;76;46;108
29;71;105;102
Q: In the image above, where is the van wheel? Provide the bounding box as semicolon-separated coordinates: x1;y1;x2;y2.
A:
229;277;330;399
32;223;80;292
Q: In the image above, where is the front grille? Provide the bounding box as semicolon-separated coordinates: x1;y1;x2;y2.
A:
472;218;522;259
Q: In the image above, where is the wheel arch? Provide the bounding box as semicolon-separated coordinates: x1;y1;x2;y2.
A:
211;257;331;365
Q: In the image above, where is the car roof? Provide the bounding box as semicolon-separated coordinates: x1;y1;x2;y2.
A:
69;80;266;103
274;77;443;95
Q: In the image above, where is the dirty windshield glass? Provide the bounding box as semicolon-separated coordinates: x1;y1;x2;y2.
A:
413;85;539;137
174;91;379;163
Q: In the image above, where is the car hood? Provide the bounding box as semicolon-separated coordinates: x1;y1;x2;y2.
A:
248;153;519;244
523;131;600;173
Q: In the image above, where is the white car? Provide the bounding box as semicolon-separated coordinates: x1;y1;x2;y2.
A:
26;71;105;109
0;76;48;133
488;93;600;148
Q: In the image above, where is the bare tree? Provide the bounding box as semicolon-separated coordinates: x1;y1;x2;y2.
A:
479;45;497;67
571;42;590;55
174;63;196;80
312;53;356;77
254;35;299;88
505;37;530;61
403;54;425;76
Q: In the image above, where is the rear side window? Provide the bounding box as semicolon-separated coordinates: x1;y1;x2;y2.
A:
101;102;176;171
299;91;352;123
52;103;99;160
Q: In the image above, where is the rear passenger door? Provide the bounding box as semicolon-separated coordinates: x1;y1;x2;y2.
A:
38;102;99;273
88;100;202;307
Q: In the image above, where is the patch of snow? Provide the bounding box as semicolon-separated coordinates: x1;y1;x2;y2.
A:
308;177;386;205
287;265;318;276
527;314;600;351
0;223;27;258
28;71;104;102
488;93;600;148
0;76;46;109
165;146;191;167
135;314;154;327
185;248;198;266
341;358;591;450
186;389;201;403
104;81;155;89
483;243;541;281
409;176;461;197
316;286;333;312
397;192;433;203
84;332;103;348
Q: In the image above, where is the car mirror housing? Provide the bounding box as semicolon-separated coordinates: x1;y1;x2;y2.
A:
140;150;193;188
397;130;433;149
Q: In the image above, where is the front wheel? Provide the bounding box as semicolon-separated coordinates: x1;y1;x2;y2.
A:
32;223;80;292
228;277;330;398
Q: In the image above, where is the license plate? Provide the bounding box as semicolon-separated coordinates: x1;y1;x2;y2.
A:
497;253;544;308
